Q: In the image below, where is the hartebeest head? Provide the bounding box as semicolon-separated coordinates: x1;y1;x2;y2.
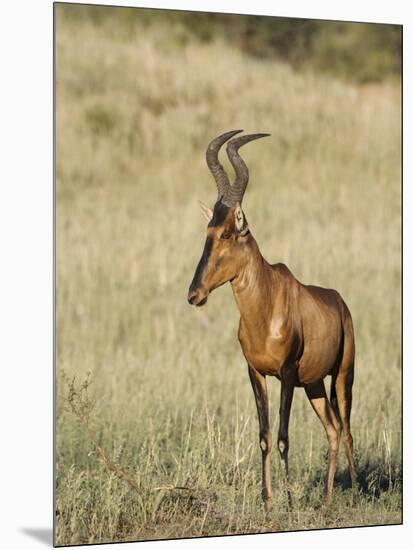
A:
187;130;270;306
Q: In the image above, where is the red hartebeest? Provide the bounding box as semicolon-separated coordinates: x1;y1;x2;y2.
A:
188;130;356;509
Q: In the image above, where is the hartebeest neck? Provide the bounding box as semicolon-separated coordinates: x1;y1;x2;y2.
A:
230;234;276;328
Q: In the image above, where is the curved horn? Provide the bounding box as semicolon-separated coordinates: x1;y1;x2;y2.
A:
206;130;243;200
224;133;271;206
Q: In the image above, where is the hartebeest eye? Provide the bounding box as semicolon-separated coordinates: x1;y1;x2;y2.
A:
220;231;232;240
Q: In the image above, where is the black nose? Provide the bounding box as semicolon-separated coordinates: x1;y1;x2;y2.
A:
188;291;197;305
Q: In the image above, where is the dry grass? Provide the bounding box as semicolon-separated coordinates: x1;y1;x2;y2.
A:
55;5;401;546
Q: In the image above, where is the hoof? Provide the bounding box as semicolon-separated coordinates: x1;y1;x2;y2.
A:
350;488;360;505
264;498;273;514
262;488;273;512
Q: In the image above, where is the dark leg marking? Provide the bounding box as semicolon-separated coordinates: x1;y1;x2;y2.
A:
278;365;296;507
248;365;272;509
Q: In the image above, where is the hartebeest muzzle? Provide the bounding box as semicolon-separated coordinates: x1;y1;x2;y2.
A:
187;288;208;307
187;236;213;306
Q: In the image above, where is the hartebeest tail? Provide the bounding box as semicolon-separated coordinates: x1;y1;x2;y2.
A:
188;130;357;509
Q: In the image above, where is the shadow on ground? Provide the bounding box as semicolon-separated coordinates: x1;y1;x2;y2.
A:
336;457;401;499
302;456;401;502
20;528;53;546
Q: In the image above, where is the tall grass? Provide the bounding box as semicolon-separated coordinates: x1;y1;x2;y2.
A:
55;5;401;546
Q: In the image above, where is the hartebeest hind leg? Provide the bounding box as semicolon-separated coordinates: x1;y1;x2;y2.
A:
332;310;357;492
333;364;357;490
248;365;272;509
305;380;341;502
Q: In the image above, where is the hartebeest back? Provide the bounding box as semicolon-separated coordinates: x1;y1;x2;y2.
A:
187;130;356;508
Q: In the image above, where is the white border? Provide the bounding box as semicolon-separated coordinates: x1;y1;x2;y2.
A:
0;1;410;549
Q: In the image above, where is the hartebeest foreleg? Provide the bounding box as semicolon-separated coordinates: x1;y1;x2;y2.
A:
278;365;296;506
305;381;341;501
248;365;272;509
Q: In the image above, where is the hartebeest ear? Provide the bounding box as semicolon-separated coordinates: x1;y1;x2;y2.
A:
234;203;248;235
198;200;213;222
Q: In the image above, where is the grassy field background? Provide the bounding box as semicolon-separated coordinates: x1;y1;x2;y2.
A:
55;5;402;546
